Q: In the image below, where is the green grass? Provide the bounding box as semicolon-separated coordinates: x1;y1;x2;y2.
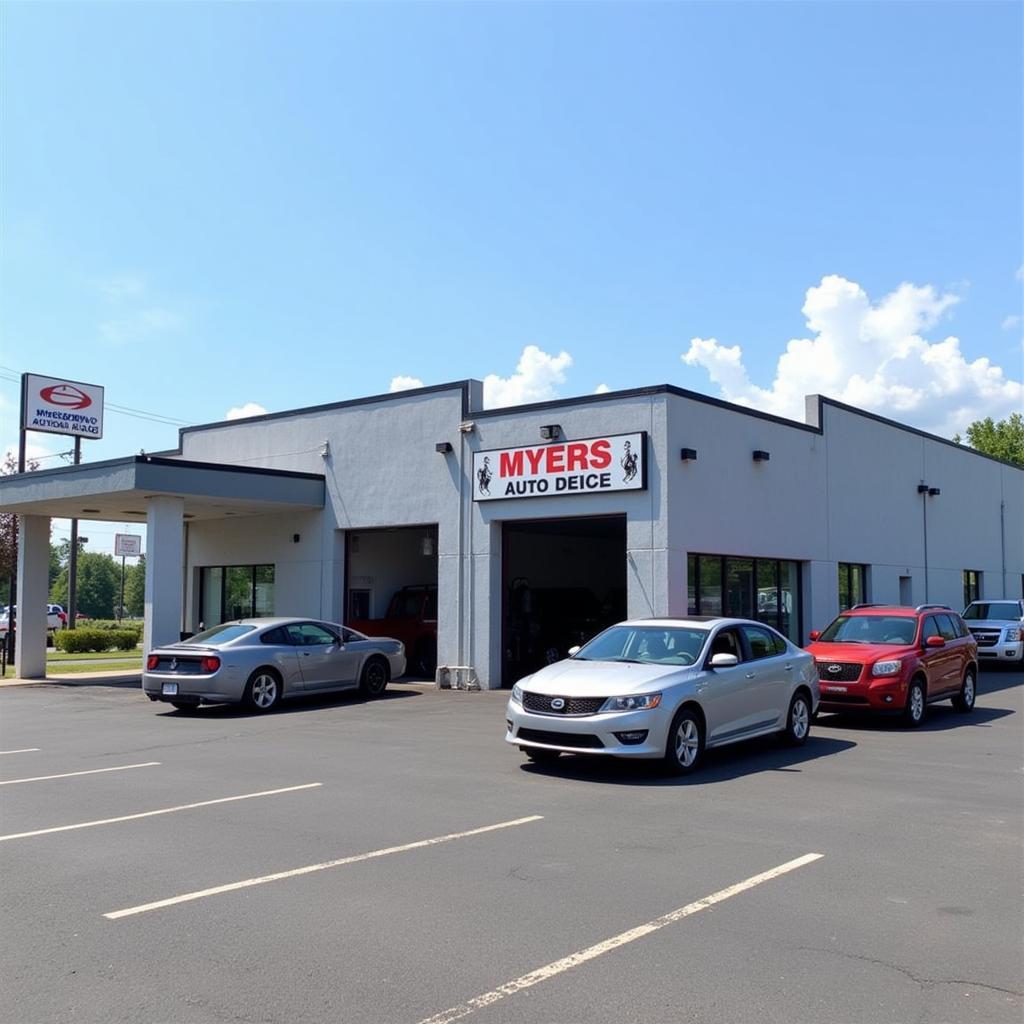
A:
47;649;142;662
1;649;142;678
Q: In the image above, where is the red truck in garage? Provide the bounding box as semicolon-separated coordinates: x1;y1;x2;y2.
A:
348;584;438;678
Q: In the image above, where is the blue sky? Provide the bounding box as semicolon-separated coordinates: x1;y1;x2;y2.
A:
1;1;1021;554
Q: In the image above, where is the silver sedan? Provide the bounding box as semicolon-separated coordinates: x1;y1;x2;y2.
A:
143;618;406;712
506;617;820;774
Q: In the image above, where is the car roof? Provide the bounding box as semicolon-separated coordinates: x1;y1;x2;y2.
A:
621;616;783;630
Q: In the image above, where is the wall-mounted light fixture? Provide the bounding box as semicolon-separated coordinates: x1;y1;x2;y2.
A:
292;533;301;544
539;424;561;441
421;536;434;557
459;421;476;434
435;442;453;454
917;483;930;494
680;448;698;461
320;441;330;459
752;450;770;462
928;487;941;497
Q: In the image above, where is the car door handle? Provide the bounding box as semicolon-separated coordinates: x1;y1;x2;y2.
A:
784;664;793;671
745;672;756;679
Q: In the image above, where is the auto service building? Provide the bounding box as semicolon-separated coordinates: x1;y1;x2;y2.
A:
2;380;1022;686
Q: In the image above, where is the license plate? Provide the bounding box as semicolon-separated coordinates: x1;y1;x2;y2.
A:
162;682;178;696
825;685;848;693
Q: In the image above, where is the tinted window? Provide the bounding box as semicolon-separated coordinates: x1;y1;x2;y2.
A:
285;623;339;646
261;627;288;645
186;624;257;645
921;616;942;642
950;615;969;638
935;614;958;641
963;602;1022;621
741;625;780;660
708;628;743;662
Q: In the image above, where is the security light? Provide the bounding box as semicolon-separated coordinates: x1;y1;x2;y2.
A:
435;442;453;454
917;484;930;494
680;448;698;461
539;424;561;440
928;487;941;496
752;450;770;462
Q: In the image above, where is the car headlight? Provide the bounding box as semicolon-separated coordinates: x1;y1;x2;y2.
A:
872;659;902;677
599;693;662;712
1005;628;1020;642
510;683;524;704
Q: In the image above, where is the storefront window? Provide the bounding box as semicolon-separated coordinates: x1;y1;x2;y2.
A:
838;563;868;611
963;570;981;607
199;565;275;625
687;553;801;642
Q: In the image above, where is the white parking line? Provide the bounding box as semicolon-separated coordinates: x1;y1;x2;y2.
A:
105;815;544;920
0;783;323;842
417;852;825;1024
0;748;41;755
0;761;161;786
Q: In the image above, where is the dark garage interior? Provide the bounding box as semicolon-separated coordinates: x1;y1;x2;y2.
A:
501;515;627;687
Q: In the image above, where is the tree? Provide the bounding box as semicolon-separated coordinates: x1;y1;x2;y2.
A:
0;451;40;606
954;413;1024;468
51;552;120;618
124;555;146;617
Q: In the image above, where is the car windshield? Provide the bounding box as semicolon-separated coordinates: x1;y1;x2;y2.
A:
818;615;917;645
963;602;1021;621
183;624;257;645
574;625;708;666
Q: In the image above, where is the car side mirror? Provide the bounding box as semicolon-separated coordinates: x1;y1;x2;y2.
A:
925;635;945;648
808;631;821;642
710;652;739;669
568;645;581;657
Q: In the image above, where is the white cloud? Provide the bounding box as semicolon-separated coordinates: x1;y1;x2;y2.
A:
682;275;1023;437
483;345;573;408
1017;265;1024;282
594;383;611;394
225;402;268;421
389;375;425;392
1002;315;1021;331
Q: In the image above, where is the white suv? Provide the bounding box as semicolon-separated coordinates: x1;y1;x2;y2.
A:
962;600;1024;666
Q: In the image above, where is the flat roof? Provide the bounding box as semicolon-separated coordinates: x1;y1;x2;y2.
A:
0;455;325;523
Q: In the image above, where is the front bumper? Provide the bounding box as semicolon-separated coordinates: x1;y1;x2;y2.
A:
974;643;1021;663
817;675;908;713
505;701;667;758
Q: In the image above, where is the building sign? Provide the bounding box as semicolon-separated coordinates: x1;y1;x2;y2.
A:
22;374;104;439
473;432;646;502
114;534;143;557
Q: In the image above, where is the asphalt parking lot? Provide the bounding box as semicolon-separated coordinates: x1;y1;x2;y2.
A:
1;668;1022;1024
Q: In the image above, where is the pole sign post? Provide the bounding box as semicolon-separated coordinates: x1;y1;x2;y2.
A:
472;432;647;502
21;374;104;440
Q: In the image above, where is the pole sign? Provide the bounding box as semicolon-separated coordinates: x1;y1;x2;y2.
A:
22;373;104;439
114;534;142;557
473;432;647;502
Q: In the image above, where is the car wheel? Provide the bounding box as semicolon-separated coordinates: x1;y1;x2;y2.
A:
951;668;977;713
522;747;562;766
903;678;926;727
783;691;811;746
359;657;389;697
244;669;281;712
663;708;704;776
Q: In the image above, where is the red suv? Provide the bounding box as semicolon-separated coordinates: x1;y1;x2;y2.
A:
806;605;978;726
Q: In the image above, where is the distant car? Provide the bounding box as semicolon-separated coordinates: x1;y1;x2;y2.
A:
505;617;819;775
143;618;406;712
0;605;64;638
806;604;978;725
962;599;1024;666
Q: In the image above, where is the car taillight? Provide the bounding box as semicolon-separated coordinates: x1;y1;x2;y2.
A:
200;656;221;673
146;655;159;670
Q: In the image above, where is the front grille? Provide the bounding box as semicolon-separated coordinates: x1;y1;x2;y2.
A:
969;630;1000;648
815;661;864;683
522;692;606;715
818;694;870;705
516;728;605;749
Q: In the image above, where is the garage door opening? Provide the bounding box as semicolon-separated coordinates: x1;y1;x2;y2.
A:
502;515;627;687
345;525;439;677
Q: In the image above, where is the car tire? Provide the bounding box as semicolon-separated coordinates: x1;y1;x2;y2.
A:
662;707;704;776
243;669;282;712
782;690;812;746
359;657;389;698
903;678;926;727
951;668;977;713
522;747;562;766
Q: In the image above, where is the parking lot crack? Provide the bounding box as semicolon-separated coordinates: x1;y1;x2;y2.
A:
796;946;1023;998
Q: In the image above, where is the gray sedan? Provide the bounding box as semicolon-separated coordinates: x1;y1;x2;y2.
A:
143;618;406;712
506;617;820;774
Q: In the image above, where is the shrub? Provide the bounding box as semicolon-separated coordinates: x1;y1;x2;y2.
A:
54;629;141;654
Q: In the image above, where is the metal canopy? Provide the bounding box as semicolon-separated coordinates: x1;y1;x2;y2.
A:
0;454;326;523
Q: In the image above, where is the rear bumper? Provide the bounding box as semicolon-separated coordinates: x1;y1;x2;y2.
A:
142;671;244;704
